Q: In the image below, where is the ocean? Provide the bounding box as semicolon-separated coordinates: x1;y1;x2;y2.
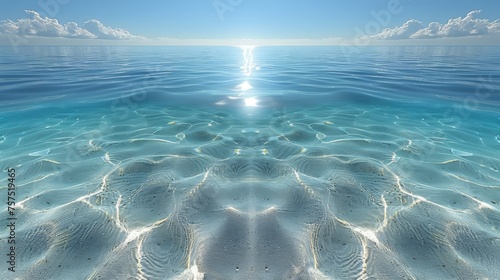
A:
1;45;499;279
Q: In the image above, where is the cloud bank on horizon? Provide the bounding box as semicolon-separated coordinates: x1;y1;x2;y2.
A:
368;10;500;40
0;9;499;43
0;10;141;40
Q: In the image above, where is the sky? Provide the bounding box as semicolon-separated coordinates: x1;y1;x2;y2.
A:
0;0;499;45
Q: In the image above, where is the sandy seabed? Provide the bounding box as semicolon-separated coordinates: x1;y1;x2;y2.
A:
1;103;499;280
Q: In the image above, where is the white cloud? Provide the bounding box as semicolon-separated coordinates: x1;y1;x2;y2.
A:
0;20;19;34
372;19;424;40
370;10;500;40
488;20;500;33
83;19;137;40
0;10;139;40
64;22;96;39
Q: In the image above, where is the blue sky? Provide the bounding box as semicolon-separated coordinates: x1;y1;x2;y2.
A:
0;0;499;45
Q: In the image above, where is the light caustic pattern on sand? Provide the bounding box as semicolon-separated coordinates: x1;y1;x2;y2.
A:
1;104;500;280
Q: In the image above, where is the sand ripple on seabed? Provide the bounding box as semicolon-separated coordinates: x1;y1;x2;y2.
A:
1;105;500;280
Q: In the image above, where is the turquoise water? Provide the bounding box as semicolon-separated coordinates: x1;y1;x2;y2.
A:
1;46;500;279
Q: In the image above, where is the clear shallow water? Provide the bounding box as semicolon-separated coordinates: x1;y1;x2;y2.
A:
0;46;500;279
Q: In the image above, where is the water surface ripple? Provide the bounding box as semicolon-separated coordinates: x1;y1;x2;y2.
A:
0;46;499;279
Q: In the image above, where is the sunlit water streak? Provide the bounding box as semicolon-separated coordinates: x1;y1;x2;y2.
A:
0;46;500;279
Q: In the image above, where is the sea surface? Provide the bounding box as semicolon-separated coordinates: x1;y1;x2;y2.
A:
0;45;500;279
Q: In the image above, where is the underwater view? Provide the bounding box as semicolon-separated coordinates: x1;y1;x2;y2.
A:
0;45;499;279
